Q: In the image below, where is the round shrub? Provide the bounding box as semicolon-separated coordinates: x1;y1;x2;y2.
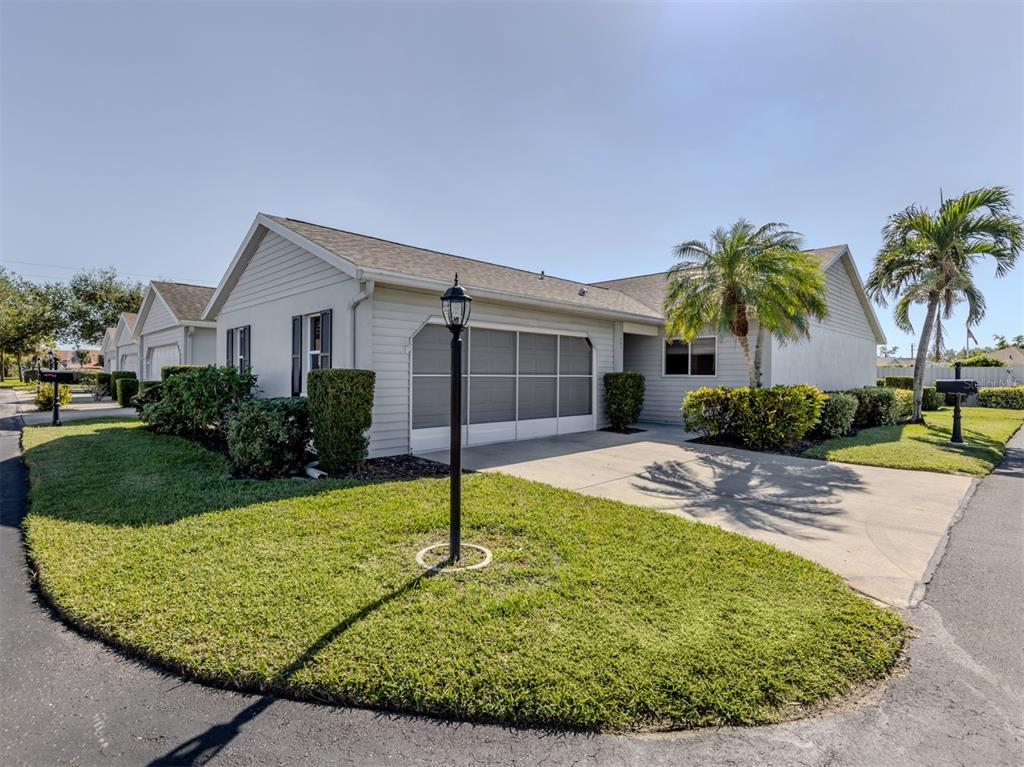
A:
921;386;943;411
133;381;164;413
682;384;825;451
883;376;914;390
846;387;900;428
977;386;1024;409
140;365;256;441
308;369;375;474
116;377;139;407
814;392;858;438
603;372;645;431
35;383;72;411
892;389;914;420
226;398;311;478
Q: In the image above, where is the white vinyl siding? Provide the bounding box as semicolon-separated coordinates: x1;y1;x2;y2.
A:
215;231;357;397
370;286;616;458
768;257;877;389
141;294;177;334
623;328;749;424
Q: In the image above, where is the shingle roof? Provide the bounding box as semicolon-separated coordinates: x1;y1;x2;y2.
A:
151;281;215;321
266;215;662;320
591;246;850;314
120;312;138;332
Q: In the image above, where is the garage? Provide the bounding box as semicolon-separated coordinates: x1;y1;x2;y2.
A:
146;344;180;380
410;323;595;452
119;353;139;374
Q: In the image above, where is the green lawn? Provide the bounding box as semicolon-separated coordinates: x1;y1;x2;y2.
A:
0;379;36;391
23;419;905;731
803;407;1024;476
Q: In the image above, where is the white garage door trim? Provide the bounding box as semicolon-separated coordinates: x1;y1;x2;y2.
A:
410;320;596;453
120;353;139;373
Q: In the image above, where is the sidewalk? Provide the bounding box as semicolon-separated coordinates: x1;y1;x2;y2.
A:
14;388;135;425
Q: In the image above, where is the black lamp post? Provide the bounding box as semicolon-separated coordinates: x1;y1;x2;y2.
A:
47;350;61;426
441;275;472;563
950;361;964;445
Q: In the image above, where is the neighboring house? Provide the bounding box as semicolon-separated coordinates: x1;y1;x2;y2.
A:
54;348;100;368
876;356;915;368
203;213;885;457
985;346;1024;365
112;312;140;375
100;327;118;372
134;281;217;380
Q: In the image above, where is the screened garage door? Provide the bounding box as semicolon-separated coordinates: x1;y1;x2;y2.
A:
147;344;180;380
411;324;594;452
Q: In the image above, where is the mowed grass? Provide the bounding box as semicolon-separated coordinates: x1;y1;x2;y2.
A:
803;407;1024;476
22;419;906;731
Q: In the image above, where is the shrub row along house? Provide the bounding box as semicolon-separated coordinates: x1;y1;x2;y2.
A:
101;212;885;457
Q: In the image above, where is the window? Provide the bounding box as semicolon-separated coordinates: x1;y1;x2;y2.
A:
227;325;251;373
309;314;322;372
664;337;716;376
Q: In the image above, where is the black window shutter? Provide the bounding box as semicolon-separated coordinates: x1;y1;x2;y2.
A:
291;316;302;396
242;325;251;372
226;328;234;367
320;309;332;369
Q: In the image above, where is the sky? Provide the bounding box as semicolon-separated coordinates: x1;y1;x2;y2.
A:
2;0;1022;355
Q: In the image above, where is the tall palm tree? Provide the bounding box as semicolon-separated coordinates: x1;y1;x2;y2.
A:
867;186;1023;422
665;219;828;388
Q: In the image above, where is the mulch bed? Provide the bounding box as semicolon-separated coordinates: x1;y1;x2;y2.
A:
599;426;647;435
328;454;463;482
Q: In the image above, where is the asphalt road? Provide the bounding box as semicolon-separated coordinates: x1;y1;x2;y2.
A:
1;389;1021;766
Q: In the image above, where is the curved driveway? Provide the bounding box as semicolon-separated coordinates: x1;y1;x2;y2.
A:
1;391;1021;766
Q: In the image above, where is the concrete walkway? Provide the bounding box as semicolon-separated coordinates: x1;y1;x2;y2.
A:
13;388;135;425
421;424;974;607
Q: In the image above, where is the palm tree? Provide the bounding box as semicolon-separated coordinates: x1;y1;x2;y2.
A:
665;219;828;388
866;186;1023;422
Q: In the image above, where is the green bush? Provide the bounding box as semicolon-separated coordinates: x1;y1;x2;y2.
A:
140;366;256;441
226;398;311;478
96;372;112;397
876;379;886;387
956;354;1005;367
883;376;914;389
892;389;914;420
603;372;645;431
110;371;136;401
34;383;72;411
72;370;98;385
977;386;1024;409
308;369;376;473
133;381;164;413
682;384;825;451
116;377;139;407
921;386;943;411
846;386;901;428
814;392;858;438
160;364;202;381
23;369;39;383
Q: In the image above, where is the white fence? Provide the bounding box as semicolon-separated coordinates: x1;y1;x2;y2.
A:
878;366;1024;388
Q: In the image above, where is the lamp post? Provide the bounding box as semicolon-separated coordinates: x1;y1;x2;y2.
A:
441;275;472;563
48;350;62;426
950;361;964;445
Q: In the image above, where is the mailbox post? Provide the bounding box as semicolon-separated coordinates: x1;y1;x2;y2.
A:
951;362;963;445
39;362;74;427
935;364;979;446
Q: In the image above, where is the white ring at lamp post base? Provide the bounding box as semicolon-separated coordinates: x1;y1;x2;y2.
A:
415;543;492;573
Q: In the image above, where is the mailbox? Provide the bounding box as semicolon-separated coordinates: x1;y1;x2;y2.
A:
39;370;75;384
935;379;978;395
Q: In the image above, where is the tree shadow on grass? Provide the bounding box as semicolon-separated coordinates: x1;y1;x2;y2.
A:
148;570;436;766
634;447;867;540
19;422;439;528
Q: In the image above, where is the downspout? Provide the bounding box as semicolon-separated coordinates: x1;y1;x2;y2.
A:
185;326;194;364
349;279;375;368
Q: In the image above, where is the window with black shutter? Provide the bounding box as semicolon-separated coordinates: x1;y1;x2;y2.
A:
226;328;234;367
227;325;251;373
291;315;302;396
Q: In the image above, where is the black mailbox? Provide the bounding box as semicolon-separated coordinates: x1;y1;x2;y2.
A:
935;379;979;395
39;370;75;385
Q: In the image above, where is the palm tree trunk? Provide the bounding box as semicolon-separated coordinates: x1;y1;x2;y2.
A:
912;296;939;423
752;325;767;388
737;333;756;387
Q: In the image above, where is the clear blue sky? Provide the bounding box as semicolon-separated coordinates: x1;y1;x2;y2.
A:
2;1;1021;355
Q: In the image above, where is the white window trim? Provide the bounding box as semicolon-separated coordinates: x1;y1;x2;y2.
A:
661;334;719;378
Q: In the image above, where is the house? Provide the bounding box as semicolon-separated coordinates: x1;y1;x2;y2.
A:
111;312;140;375
99;327;118;372
985;346;1024;366
134;281;217;380
202;213;885;457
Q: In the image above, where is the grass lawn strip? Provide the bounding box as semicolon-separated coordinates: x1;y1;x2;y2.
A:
803;407;1024;476
23;419;905;731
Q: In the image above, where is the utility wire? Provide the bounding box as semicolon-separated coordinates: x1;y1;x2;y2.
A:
1;259;212;285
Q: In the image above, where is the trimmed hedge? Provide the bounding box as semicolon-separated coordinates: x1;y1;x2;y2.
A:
883;376;914;390
308;369;376;474
34;383;72;411
227;398;311;478
140;365;256;441
921;386;942;411
876;379;886;387
892;389;914;420
110;371;136;401
977;386;1024;409
846;387;901;428
96;372;112;397
160;364;203;381
133;381;164;413
956;354;1005;367
23;369;39;383
814;392;858;438
116;378;139;407
603;372;645;432
682;384;825;451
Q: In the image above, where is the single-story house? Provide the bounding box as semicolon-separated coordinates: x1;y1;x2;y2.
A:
100;328;117;372
134;281;218;380
202;213;885;457
111;312;140;375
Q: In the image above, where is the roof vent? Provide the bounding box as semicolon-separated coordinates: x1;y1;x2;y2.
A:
540;270;545;279
578;287;588;296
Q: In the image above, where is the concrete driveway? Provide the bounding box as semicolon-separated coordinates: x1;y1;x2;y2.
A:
421;424;975;607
